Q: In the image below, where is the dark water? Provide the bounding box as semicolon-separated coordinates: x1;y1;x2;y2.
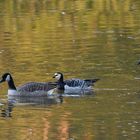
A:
0;0;140;140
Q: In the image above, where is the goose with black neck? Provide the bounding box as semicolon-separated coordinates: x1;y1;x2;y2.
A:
53;72;99;95
0;73;56;97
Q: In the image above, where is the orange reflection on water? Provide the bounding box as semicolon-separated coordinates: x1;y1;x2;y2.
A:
58;112;71;140
43;112;52;140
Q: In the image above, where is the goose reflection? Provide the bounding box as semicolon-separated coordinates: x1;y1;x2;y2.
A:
0;89;95;118
58;89;95;97
0;95;63;118
1;101;14;117
8;94;63;105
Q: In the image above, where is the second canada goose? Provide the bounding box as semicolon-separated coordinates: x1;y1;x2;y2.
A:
53;72;99;94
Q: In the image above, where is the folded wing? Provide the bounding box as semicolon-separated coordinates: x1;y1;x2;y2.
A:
64;78;99;88
17;82;56;92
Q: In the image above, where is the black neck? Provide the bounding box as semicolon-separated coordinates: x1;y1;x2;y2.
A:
7;77;16;90
59;74;64;82
57;76;65;90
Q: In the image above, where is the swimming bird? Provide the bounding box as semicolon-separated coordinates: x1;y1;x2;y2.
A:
53;72;99;94
0;73;56;97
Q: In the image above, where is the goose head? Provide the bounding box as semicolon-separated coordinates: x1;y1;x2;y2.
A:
53;72;63;82
0;73;12;83
0;73;16;90
53;72;65;90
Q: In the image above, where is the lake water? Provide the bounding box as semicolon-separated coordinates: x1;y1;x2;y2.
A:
0;0;140;140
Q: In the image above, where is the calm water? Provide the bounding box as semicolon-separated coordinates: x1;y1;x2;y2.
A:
0;0;140;140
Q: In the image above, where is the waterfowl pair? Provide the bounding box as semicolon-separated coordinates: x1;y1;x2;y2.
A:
0;72;99;97
53;72;99;94
0;73;56;97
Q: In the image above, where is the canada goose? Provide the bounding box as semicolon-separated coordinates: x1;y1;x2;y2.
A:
0;73;56;97
53;72;99;94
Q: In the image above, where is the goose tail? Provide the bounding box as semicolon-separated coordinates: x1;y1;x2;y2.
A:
84;78;100;87
84;78;100;83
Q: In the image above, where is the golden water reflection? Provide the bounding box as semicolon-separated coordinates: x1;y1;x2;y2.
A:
0;0;140;140
0;91;140;140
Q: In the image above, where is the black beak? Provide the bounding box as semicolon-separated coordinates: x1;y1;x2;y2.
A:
53;76;55;78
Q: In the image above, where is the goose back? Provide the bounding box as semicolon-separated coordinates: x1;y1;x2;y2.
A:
17;82;56;92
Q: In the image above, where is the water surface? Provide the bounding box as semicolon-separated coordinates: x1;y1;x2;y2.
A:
0;0;140;140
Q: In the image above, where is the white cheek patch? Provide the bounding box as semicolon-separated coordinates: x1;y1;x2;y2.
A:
6;75;10;81
55;74;61;80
